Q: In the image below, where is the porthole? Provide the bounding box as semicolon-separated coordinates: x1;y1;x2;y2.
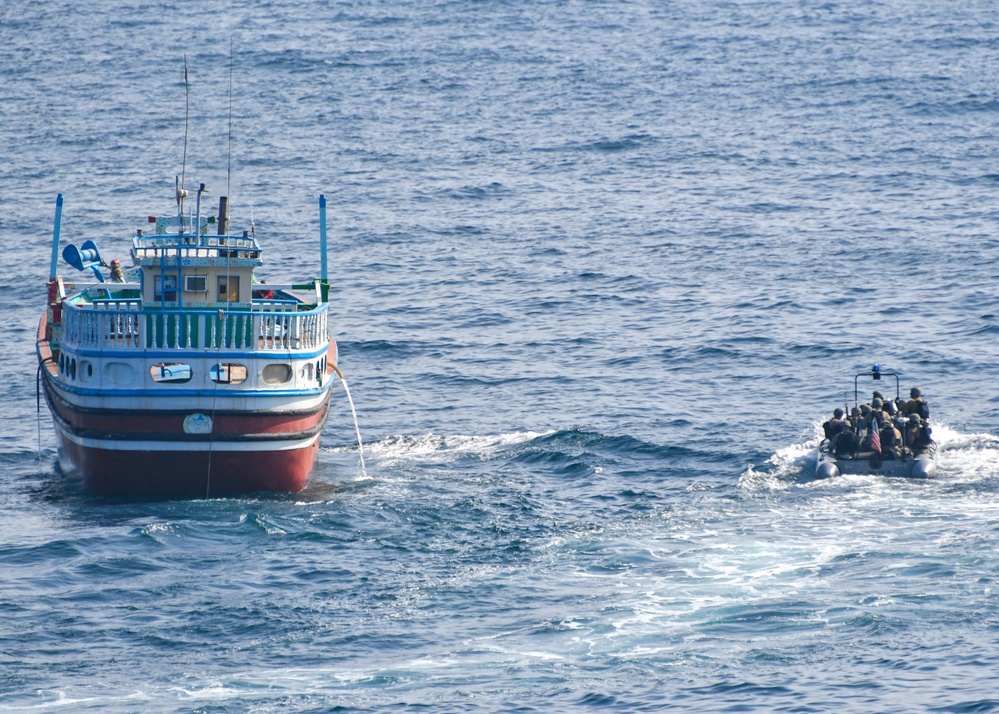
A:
150;363;192;383
262;363;292;384
211;363;248;384
106;362;135;386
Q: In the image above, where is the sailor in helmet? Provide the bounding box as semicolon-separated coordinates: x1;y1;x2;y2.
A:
905;413;932;454
823;408;847;442
904;387;929;420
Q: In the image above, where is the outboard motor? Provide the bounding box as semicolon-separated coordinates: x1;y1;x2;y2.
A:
62;239;106;282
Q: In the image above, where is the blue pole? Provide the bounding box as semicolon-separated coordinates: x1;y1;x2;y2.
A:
49;194;64;280
319;194;328;283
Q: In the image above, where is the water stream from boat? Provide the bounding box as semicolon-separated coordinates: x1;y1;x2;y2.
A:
338;375;366;478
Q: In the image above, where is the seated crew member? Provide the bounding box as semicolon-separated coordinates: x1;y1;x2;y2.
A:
834;425;859;458
824;408;853;455
823;408;847;441
905;387;930;420
911;416;933;455
905;414;932;452
879;420;902;459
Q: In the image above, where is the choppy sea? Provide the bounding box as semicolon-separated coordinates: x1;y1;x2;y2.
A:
5;1;999;711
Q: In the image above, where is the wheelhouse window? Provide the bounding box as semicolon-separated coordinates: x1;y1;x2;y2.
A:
154;275;178;302
217;275;240;303
185;275;207;292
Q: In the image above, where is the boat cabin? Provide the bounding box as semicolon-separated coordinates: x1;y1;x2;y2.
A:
134;214;261;310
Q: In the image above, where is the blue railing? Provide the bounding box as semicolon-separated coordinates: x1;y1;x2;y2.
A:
60;301;329;352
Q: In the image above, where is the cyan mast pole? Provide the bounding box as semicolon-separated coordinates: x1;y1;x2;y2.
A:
49;194;64;280
319;194;328;284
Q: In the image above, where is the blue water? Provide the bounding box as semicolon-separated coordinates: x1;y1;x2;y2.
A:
4;0;999;711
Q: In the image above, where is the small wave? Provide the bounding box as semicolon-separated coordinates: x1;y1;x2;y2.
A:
580;134;658;152
908;98;999;117
337;339;420;355
245;513;289;537
139;523;179;545
519;429;694;461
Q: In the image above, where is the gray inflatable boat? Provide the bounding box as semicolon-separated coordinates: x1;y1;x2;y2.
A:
815;366;938;479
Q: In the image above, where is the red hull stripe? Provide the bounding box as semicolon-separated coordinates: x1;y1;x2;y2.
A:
57;433;317;496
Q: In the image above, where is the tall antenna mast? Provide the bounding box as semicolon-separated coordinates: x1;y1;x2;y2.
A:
177;56;191;229
226;38;233;203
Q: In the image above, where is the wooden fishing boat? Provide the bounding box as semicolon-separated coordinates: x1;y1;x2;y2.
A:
36;187;338;497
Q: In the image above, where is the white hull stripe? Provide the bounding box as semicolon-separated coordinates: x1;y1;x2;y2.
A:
55;425;321;452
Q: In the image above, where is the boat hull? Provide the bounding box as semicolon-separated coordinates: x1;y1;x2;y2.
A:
816;449;937;479
38;314;334;498
54;430;320;497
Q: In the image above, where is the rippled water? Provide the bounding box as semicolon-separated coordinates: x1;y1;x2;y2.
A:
4;1;999;711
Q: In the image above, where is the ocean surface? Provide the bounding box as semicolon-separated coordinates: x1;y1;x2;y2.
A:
4;0;999;711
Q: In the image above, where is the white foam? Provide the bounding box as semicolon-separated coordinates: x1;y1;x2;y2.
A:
0;690;150;711
341;430;555;465
738;423;822;490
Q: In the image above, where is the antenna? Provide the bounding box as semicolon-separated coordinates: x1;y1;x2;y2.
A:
226;38;234;204
177;56;190;230
180;56;190;202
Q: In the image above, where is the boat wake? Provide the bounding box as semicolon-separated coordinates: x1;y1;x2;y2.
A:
930;425;999;482
738;430;821;491
322;430;555;466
